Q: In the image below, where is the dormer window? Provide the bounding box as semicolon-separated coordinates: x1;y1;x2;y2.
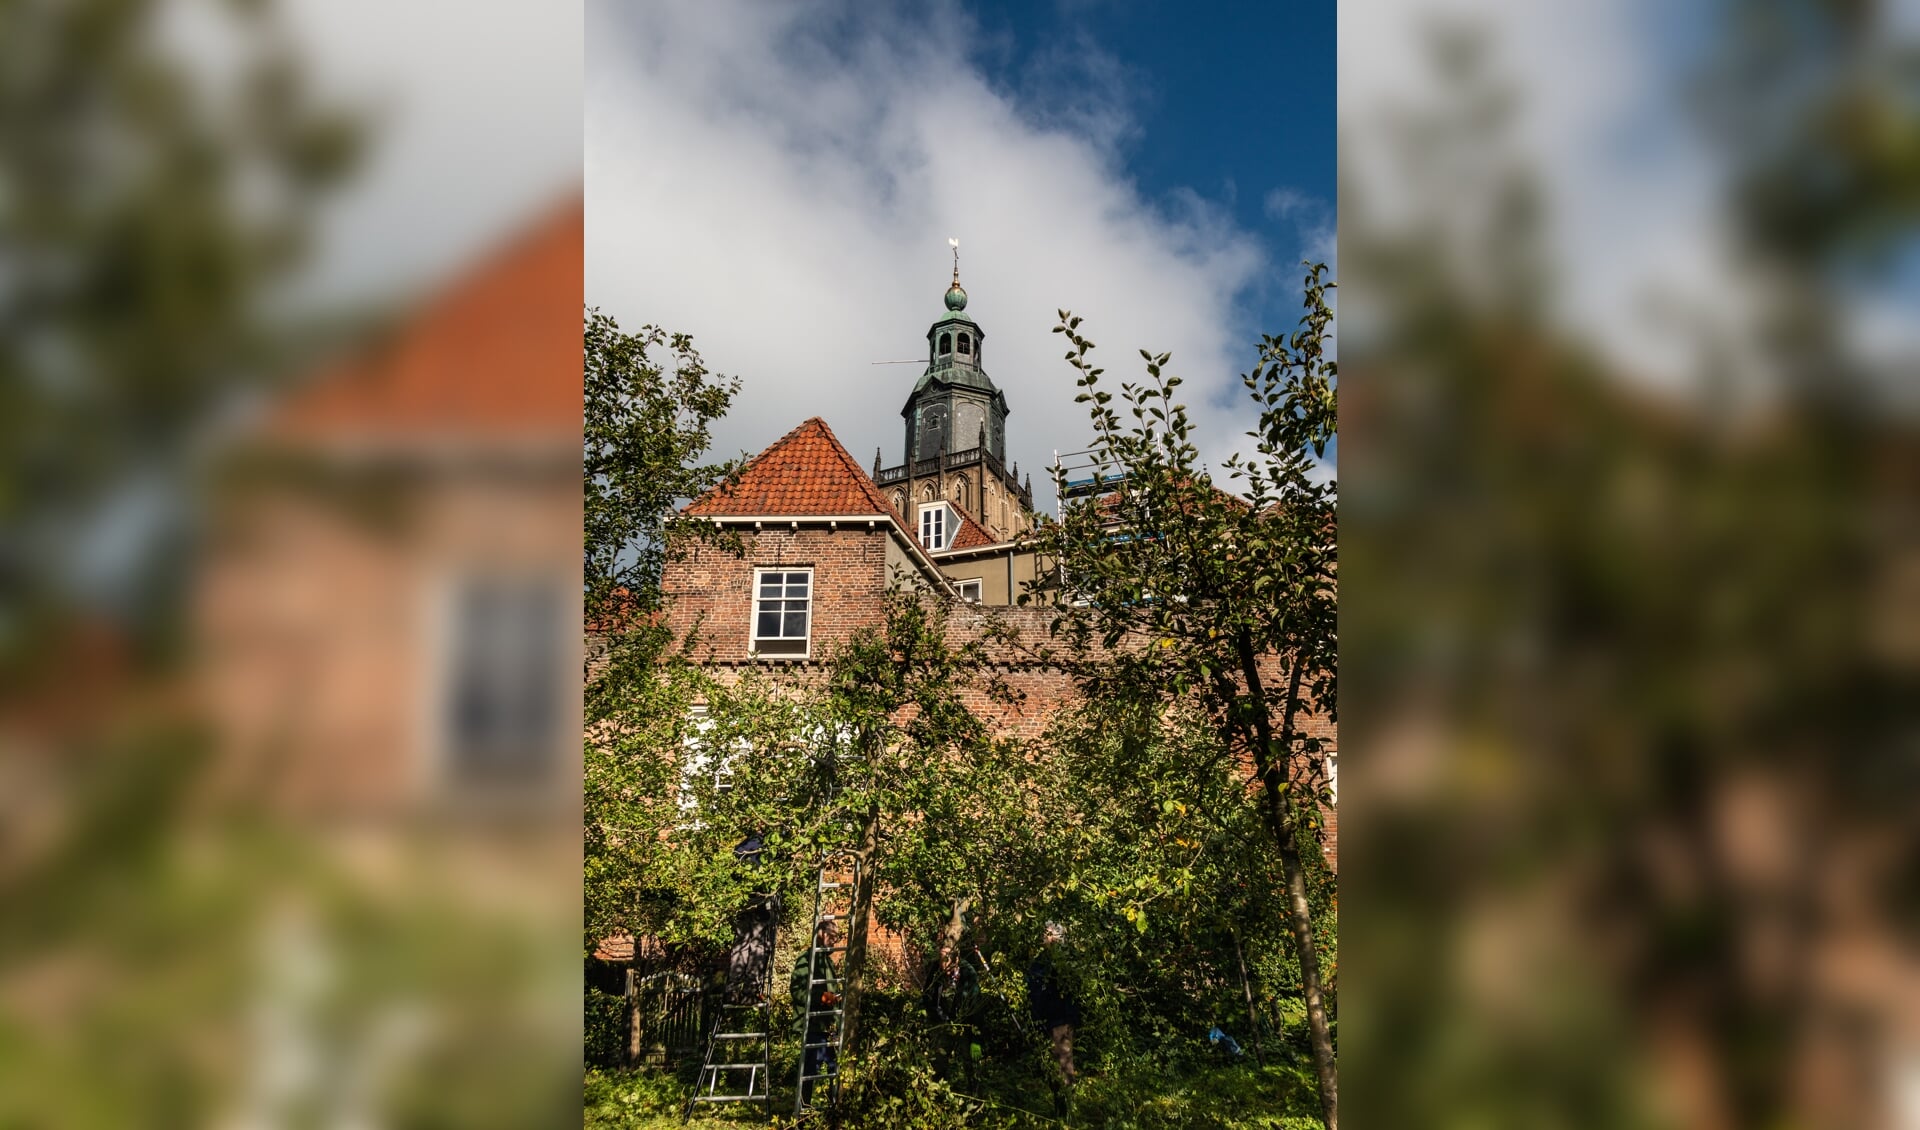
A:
918;501;956;551
957;333;971;356
939;332;952;355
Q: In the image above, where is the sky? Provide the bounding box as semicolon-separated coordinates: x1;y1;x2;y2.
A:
1341;0;1747;394
1340;0;1920;402
586;0;1337;512
282;0;584;307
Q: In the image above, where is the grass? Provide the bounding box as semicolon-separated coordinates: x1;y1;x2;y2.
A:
586;1053;1325;1129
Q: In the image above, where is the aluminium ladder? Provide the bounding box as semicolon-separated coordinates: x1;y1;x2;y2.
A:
683;946;776;1120
794;851;861;1117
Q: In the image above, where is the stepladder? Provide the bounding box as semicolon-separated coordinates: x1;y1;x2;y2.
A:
684;892;781;1122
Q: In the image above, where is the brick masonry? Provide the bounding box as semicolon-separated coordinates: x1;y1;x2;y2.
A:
657;523;1337;870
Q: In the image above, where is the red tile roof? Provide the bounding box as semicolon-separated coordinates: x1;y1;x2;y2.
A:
686;417;909;524
269;196;583;444
946;506;997;550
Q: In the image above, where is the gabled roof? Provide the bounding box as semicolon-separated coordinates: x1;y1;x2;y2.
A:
687;417;907;525
947;506;996;551
269;197;583;445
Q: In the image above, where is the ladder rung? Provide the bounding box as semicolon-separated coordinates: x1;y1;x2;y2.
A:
705;1062;767;1070
691;1094;766;1103
800;1071;840;1082
714;1031;767;1039
803;1040;841;1050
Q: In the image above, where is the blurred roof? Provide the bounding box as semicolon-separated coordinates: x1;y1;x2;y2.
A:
269;197;582;447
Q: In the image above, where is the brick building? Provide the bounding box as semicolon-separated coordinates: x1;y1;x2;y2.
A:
200;201;583;817
660;268;1336;861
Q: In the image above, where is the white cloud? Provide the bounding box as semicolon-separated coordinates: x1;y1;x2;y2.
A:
585;0;1274;511
283;0;584;306
1338;0;1757;396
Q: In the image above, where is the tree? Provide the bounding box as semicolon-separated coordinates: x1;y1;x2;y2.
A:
582;309;740;949
1;0;364;674
664;585;1030;1053
1023;267;1339;1127
582;308;740;636
1025;695;1326;1072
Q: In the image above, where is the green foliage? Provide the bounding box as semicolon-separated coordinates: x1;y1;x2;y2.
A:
582;309;741;631
1020;270;1339;1125
589;1031;1324;1128
582;309;742;949
620;586;1033;956
1026;269;1337;819
0;0;366;674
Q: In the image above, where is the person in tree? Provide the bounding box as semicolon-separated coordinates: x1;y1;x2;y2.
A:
921;936;982;1085
1026;922;1081;1112
726;834;780;1003
789;919;842;1106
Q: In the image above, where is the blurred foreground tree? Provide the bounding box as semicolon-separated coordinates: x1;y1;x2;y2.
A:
0;0;363;678
1022;271;1339;1127
1341;12;1919;1128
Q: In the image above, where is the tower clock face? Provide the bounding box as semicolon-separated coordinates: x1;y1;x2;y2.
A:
919;404;949;458
955;401;984;453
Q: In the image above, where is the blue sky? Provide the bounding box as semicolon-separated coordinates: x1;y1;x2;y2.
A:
961;0;1338;338
587;1;1337;501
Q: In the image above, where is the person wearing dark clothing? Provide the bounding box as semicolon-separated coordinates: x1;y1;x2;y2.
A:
923;947;981;1024
1026;921;1080;1107
726;892;780;1002
789;920;842;1106
923;942;983;1085
726;835;781;1002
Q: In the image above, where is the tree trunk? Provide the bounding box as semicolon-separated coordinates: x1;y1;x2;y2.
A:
839;804;880;1052
1232;929;1266;1068
1237;636;1336;1130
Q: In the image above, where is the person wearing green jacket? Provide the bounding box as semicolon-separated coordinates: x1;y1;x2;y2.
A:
790;920;842;1106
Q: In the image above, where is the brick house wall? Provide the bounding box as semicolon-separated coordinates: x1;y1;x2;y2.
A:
663;524;895;664
655;528;1336;868
628;410;1336;983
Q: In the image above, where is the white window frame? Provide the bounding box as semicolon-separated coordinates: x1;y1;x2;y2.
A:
750;567;812;659
955;578;983;604
918;501;954;551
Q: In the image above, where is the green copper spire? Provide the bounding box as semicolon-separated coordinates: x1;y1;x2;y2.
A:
945;237;967;310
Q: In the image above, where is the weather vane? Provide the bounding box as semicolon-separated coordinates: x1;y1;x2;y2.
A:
949;236;960;283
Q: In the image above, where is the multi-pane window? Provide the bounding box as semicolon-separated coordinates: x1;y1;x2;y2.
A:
919;503;948;550
752;569;811;657
444;576;560;783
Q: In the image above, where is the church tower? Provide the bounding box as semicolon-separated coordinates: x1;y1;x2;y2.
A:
872;251;1033;543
